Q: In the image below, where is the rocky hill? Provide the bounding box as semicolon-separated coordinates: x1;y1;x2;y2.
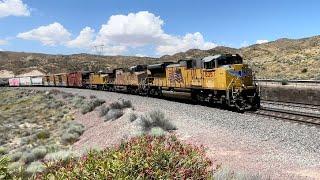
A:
1;35;320;79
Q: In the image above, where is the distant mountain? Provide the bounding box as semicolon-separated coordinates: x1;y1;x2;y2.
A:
1;35;320;79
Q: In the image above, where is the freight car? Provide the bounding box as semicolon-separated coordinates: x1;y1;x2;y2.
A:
30;76;43;86
0;78;9;87
67;71;91;88
54;73;68;87
7;54;260;112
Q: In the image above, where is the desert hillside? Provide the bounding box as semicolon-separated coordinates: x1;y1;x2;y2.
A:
1;35;320;79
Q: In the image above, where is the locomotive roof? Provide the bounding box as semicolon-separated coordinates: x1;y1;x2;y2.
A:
202;54;241;62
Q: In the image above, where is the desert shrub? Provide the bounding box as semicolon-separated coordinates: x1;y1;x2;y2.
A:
150;127;165;137
61;122;85;144
81;98;105;114
8;151;23;162
44;151;78;162
121;99;132;108
38;135;212;179
109;99;132;110
281;79;288;85
301;68;308;73
31;147;47;159
129;113;137;122
71;96;85;108
20;152;36;164
99;105;109;117
26;161;45;175
61;133;80;144
0;147;7;155
109;101;123;109
89;95;96;99
140;110;177;132
105;109;124;121
49;89;61;95
36;130;50;140
7;161;24;171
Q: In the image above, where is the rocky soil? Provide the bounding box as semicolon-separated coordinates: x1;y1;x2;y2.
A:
20;87;320;180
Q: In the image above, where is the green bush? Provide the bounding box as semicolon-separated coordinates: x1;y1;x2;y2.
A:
301;68;308;73
36;130;50;140
0;156;11;179
140;110;177;132
37;135;212;179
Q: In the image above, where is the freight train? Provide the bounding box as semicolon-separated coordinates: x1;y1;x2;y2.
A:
5;54;260;112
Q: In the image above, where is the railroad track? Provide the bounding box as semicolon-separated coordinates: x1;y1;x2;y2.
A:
252;106;320;126
261;100;320;111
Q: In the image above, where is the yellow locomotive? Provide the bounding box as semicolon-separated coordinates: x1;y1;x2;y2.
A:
146;54;260;111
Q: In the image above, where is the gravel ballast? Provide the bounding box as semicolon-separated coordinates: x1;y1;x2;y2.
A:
21;87;320;179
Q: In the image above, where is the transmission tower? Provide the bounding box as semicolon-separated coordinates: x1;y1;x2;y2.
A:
93;44;105;56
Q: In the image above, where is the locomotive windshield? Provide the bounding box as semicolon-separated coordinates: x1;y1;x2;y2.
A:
217;54;243;67
203;54;243;69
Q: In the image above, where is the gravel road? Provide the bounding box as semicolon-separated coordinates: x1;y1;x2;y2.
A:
22;87;320;179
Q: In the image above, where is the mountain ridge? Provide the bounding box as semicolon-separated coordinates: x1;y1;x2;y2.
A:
1;35;320;79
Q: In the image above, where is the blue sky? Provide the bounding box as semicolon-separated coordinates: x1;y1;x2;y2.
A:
0;0;320;56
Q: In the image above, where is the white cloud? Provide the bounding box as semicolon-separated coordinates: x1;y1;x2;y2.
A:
95;11;216;55
156;32;216;55
0;39;7;45
256;39;269;44
96;11;164;47
0;48;3;51
66;26;95;49
135;54;147;57
0;0;30;18
17;22;71;46
17;11;216;56
100;45;127;56
240;41;249;47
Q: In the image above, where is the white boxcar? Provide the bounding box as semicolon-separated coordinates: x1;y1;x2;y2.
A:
19;77;32;86
9;78;20;86
31;76;43;86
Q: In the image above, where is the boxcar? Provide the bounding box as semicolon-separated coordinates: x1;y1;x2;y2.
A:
19;77;32;86
31;76;43;86
9;78;20;86
49;75;55;86
54;73;68;86
67;72;91;88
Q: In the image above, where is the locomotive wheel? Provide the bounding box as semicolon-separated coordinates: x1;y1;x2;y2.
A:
235;99;245;113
